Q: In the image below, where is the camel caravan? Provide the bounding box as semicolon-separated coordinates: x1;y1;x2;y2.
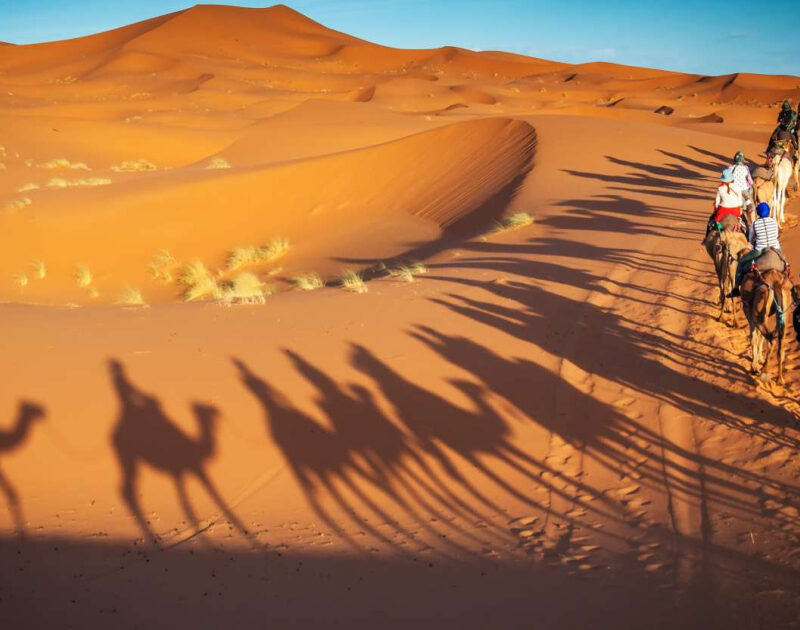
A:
703;100;800;384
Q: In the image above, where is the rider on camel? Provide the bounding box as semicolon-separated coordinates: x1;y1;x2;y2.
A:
730;151;754;214
702;168;752;245
728;202;785;297
768;100;799;158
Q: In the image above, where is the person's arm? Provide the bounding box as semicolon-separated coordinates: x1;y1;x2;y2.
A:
748;221;755;244
715;186;722;209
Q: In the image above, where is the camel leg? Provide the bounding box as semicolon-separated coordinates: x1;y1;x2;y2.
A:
119;457;158;545
0;465;24;535
175;474;203;536
195;468;256;546
751;329;762;374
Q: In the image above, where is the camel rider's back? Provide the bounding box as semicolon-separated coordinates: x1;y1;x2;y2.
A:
749;215;781;252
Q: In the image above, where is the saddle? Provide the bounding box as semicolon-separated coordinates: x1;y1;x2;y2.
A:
751;165;773;181
753;247;788;274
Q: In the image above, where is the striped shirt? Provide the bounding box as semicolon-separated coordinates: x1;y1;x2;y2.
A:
730;164;753;191
748;217;781;251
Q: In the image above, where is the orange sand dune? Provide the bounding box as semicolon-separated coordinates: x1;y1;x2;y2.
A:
2;5;800;629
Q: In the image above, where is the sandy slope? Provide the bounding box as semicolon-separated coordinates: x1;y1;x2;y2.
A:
2;4;800;629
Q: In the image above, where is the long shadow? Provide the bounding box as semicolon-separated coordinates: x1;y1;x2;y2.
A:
0;401;45;536
108;359;253;547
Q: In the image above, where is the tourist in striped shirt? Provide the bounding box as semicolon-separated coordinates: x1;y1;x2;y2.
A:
748;203;781;251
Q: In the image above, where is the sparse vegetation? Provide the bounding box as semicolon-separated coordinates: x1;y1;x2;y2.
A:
112;159;157;172
205;156;231;170
38;158;90;170
388;261;428;282
47;177;111;188
339;269;367;293
178;260;220;301
3;197;32;212
87;287;100;299
218;272;273;305
492;212;534;233
30;259;46;280
147;249;178;282
11;273;28;287
290;272;324;291
17;182;39;192
74;265;93;288
225;239;289;271
116;286;146;306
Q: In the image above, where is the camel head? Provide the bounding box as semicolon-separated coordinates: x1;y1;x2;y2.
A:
192;403;219;428
19;400;45;425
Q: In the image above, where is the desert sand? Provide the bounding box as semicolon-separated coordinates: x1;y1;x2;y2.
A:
2;4;800;629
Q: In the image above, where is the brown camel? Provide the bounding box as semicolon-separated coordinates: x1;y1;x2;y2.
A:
109;359;251;546
739;268;790;382
0;401;45;535
704;222;749;325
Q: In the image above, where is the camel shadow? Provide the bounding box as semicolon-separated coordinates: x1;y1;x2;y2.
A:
108;359;253;547
0;401;45;536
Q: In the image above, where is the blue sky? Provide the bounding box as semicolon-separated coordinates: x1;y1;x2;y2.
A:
2;0;798;76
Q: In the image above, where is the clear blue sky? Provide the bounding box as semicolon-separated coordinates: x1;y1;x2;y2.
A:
2;0;798;77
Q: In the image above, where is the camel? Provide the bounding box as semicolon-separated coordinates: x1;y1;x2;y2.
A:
704;219;749;325
0;401;45;535
738;265;790;383
109;359;251;546
770;151;794;224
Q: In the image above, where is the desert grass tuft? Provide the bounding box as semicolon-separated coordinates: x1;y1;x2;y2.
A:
225;238;289;271
38;158;90;170
219;272;273;305
87;287;100;299
112;159;157;172
11;273;28;287
30;259;46;280
339;269;367;294
3;197;32;212
47;177;111;188
290;272;324;291
74;265;92;288
388;261;428;282
178;260;220;302
116;286;146;306
147;249;178;282
491;212;534;233
205;156;231;170
18;182;39;192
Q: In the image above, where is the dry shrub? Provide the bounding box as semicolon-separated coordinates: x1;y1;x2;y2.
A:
388;261;428;282
225;239;289;271
3;197;32;212
74;265;92;288
30;259;46;280
116;286;146;306
178;260;220;302
38;158;90;170
147;249;178;282
290;272;324;291
112;159;157;172
492;212;534;233
46;177;111;188
340;269;367;294
219;272;273;305
205;157;231;170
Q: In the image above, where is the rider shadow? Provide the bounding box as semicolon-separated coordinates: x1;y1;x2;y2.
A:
0;401;45;536
233;357;416;553
108;359;253;548
284;349;510;552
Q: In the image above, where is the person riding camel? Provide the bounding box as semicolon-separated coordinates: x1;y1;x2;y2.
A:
768;100;799;158
730;151;754;215
777;100;797;132
702;168;751;245
729;202;786;297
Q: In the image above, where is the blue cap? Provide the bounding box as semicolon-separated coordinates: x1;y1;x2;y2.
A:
756;202;770;218
720;168;734;183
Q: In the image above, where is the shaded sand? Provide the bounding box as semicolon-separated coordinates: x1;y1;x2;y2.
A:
2;5;800;629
